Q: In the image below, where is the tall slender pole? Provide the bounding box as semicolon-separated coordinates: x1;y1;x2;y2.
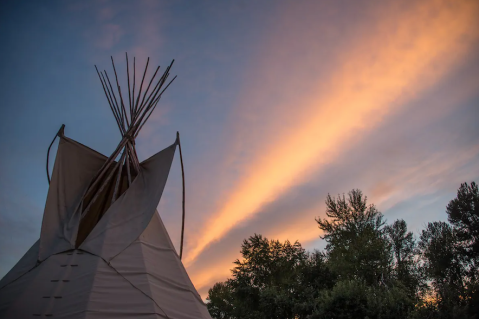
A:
134;57;149;117
88;54;177;225
177;132;186;260
46;124;65;184
126;53;133;119
96;67;123;133
111;56;130;127
111;151;127;203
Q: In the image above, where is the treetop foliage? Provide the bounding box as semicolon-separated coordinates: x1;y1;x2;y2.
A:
316;189;390;286
446;182;479;261
207;182;479;319
316;189;385;238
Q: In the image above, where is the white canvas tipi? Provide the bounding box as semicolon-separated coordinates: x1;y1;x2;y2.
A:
0;56;212;319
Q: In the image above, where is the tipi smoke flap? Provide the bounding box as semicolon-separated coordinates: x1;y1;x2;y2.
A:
0;54;212;319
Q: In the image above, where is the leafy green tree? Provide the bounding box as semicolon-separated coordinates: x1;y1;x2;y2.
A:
316;189;390;285
446;182;479;275
232;234;306;290
310;279;414;319
231;234;308;318
446;181;479;318
419;221;466;317
207;282;235;319
207;234;314;319
310;280;370;319
385;219;421;296
207;184;479;319
413;182;479;319
294;251;337;317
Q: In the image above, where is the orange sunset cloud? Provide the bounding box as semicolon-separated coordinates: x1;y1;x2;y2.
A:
184;0;479;271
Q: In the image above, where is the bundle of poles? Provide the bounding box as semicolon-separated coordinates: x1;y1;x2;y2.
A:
82;53;176;216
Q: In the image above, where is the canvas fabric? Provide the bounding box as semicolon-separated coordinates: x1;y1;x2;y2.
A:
0;134;212;319
39;136;107;261
0;240;40;290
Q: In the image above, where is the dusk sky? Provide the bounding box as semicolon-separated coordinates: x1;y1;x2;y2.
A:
1;0;478;299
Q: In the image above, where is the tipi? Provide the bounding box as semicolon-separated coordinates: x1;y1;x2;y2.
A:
0;55;212;319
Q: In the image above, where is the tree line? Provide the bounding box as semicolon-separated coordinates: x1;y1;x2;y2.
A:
206;182;479;319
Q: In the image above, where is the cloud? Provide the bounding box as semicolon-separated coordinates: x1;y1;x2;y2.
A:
187;55;479;296
81;1;163;63
125;0;163;62
77;1;126;51
189;96;479;298
94;24;124;50
97;6;117;22
183;0;479;267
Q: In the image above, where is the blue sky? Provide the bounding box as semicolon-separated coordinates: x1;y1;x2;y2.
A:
1;0;478;298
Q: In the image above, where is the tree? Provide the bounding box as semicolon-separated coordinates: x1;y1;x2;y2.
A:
446;181;479;317
419;221;466;317
316;189;390;285
310;279;414;319
206;282;235;319
446;182;479;273
294;251;337;317
310;280;370;319
385;219;421;296
206;184;479;318
206;234;314;319
231;234;306;290
414;182;479;319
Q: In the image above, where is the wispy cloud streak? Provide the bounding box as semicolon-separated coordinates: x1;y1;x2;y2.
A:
184;0;479;266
